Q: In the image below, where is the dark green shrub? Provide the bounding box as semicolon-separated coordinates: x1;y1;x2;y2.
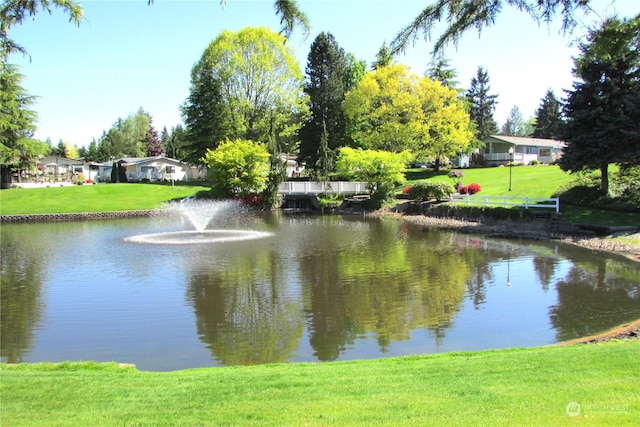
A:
407;181;455;201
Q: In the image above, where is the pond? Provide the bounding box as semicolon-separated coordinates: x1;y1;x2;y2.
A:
2;208;639;371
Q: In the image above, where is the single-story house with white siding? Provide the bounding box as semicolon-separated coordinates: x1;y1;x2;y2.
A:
477;135;566;166
97;156;207;183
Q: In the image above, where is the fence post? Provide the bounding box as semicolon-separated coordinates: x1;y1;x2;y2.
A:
525;198;529;209
504;196;508;208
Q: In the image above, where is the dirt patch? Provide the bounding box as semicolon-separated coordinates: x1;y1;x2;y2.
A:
557;320;640;345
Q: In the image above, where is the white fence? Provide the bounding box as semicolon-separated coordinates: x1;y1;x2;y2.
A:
449;194;560;212
278;181;368;195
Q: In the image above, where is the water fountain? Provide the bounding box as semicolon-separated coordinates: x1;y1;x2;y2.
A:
124;199;273;245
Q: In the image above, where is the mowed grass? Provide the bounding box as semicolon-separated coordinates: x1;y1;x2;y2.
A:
405;164;574;198
2;341;639;426
0;183;210;215
405;165;640;225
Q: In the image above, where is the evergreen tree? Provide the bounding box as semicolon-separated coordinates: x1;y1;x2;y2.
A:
299;32;351;174
500;105;528;137
426;55;459;90
560;15;640;193
372;41;393;70
0;61;48;184
466;66;498;140
181;63;230;164
143;114;163;157
532;89;564;139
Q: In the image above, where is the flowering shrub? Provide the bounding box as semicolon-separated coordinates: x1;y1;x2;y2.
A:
402;185;413;194
459;183;481;195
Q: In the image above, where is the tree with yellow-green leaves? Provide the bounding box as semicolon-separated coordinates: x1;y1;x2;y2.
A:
342;64;473;169
202;138;270;197
335;147;411;207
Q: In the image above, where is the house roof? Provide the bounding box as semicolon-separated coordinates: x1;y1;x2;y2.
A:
97;156;185;167
484;135;565;149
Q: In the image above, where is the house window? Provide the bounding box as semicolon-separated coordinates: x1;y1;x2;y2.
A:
141;166;155;178
73;166;83;174
525;146;538;155
539;148;551;157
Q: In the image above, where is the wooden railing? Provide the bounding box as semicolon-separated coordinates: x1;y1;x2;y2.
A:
449;194;560;212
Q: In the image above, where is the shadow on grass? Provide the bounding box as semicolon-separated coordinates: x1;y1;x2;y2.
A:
561;205;640;226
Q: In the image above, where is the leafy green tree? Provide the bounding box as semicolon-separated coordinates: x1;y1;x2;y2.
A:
500;105;529;137
346;52;367;88
335;147;411;207
560;15;640;193
390;0;601;55
202;138;270;197
532;89;565;139
466;66;498;141
343;64;473;168
195;27;309;148
299;32;352;175
96;110;151;160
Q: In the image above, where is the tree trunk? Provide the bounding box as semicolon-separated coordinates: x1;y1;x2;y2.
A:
599;162;609;193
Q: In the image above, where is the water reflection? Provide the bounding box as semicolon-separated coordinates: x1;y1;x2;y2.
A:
0;225;48;362
1;214;639;370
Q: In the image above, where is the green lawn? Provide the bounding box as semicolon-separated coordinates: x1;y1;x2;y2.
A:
2;341;638;426
405;165;640;225
0;183;210;215
405;164;574;198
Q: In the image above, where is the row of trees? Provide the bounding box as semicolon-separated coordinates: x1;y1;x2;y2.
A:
3;1;638;201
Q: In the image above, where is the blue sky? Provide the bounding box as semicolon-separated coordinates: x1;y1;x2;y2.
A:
10;0;638;147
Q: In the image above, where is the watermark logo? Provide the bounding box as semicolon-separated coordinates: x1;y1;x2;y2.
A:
566;401;581;417
566;401;629;417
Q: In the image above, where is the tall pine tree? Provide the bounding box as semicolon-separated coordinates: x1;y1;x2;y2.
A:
532;89;564;139
299;32;351;175
560;15;640;193
466;66;498;141
181;62;230;165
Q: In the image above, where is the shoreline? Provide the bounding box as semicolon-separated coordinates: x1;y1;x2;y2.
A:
373;209;640;263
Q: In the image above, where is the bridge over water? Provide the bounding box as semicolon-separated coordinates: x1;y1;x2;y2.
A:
278;181;368;195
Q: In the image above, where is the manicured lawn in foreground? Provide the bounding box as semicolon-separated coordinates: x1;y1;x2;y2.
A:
2;341;638;426
0;183;210;215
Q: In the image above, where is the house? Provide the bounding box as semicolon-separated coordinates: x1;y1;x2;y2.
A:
281;153;305;178
96;156;207;182
475;135;566;166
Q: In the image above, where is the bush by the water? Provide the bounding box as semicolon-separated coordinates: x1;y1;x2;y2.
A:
406;181;455;201
552;167;640;212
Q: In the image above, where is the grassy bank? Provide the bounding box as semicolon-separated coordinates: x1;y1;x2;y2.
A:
0;183;210;215
405;164;574;198
2;341;638;426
